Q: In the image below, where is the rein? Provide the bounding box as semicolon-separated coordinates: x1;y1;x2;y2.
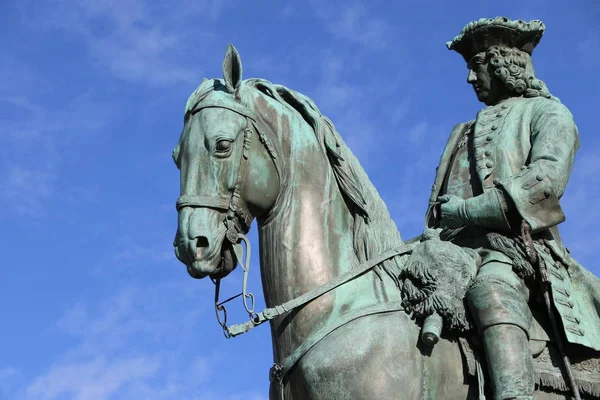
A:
226;244;413;337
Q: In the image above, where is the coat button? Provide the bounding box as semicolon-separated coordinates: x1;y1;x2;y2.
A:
490;125;498;130
485;150;491;156
501;104;509;109
544;189;551;197
567;326;585;336
486;161;493;168
496;112;503;117
521;166;527;170
536;174;543;181
492;179;499;185
486;135;493;141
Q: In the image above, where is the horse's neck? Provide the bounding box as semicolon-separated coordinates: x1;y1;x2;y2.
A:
256;143;401;361
260;145;350;290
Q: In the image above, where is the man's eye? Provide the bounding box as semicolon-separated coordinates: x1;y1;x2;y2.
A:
216;140;232;151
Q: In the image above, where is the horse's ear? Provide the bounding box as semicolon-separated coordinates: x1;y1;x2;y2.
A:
222;44;243;94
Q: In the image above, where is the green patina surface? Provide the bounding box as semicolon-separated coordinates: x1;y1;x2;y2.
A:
172;18;600;400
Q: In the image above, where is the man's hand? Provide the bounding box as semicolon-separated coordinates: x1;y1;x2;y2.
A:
437;194;468;228
437;190;511;231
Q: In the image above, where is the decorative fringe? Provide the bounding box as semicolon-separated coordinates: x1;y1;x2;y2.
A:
460;337;600;398
486;232;535;280
538;372;570;393
536;371;600;398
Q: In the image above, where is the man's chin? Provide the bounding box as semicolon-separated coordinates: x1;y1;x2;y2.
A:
476;93;494;106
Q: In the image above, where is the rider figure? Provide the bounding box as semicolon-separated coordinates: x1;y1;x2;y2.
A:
426;17;600;399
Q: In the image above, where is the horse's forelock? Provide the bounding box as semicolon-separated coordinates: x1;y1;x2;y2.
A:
184;79;212;116
184;79;236;118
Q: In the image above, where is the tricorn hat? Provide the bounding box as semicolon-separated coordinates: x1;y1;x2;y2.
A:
447;17;545;62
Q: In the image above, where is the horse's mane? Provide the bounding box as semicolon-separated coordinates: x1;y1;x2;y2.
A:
246;79;407;284
183;78;406;284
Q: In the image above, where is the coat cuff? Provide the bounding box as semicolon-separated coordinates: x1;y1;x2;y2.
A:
496;164;565;232
462;189;512;231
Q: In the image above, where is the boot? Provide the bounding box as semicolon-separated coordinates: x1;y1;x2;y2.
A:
465;262;535;399
482;324;535;399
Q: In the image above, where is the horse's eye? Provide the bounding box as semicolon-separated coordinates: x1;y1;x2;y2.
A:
216;139;232;151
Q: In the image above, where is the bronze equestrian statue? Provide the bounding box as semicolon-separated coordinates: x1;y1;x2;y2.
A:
172;17;600;399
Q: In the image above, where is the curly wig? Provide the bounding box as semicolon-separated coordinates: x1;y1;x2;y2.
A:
485;45;556;100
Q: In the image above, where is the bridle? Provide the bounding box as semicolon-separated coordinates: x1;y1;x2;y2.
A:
176;99;257;243
175;97;278;339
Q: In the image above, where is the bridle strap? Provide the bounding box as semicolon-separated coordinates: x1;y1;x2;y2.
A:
176;194;230;211
227;243;414;337
191;100;257;122
225;123;253;242
269;301;405;386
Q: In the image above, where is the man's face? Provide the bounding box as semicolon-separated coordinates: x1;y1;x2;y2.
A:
466;52;508;106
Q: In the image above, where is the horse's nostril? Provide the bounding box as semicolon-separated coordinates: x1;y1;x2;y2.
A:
196;236;209;249
193;236;210;260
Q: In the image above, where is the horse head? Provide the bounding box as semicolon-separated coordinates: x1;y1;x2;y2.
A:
172;45;280;279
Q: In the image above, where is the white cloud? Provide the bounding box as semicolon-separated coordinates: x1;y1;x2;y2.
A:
14;280;264;400
280;4;295;19
0;166;58;217
556;148;600;267
112;234;175;264
387;99;410;125
25;356;161;400
578;30;600;67
0;56;53;99
52;284;202;356
406;121;429;145
0;92;112;218
26;0;230;86
0;367;22;399
313;2;391;50
194;392;268;400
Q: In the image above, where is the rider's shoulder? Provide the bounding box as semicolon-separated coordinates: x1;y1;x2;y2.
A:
518;97;574;119
452;119;476;131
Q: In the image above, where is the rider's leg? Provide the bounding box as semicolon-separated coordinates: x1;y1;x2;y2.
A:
466;261;535;400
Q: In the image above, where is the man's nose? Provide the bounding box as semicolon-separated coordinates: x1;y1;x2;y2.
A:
467;69;477;84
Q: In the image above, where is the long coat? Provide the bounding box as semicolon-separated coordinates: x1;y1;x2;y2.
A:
425;96;600;351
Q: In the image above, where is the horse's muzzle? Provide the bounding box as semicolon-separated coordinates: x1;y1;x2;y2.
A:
174;207;237;279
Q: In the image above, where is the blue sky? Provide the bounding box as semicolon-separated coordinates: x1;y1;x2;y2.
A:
1;1;599;399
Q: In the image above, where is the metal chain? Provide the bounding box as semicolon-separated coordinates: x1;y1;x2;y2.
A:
212;233;258;338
